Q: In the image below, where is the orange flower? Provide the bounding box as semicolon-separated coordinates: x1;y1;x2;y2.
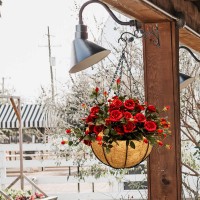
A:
103;91;108;97
163;105;170;111
157;140;163;146
157;129;163;134
98;141;103;145
96;135;102;141
81;103;87;109
165;144;172;150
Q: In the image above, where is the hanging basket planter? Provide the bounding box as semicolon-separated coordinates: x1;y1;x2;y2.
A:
91;139;152;169
65;80;171;169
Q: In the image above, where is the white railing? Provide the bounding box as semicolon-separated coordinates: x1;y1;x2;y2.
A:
0;143;148;200
0;143;197;200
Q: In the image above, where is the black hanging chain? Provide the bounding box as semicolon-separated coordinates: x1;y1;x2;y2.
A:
108;52;125;95
108;31;142;96
122;51;141;96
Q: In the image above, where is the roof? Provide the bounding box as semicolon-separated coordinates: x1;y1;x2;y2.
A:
0;104;56;128
102;0;200;53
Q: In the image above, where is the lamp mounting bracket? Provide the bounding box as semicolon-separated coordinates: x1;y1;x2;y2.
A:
79;0;142;30
179;46;200;62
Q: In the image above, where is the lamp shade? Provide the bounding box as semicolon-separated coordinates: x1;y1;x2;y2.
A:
179;73;195;90
70;39;110;73
69;24;110;73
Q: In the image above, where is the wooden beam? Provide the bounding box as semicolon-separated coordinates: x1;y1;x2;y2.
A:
10;97;20;121
101;0;200;53
143;21;181;199
184;0;200;1
180;28;200;53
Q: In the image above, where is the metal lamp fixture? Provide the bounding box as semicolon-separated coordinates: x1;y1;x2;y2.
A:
179;73;195;90
69;0;141;73
70;24;110;73
179;46;200;89
69;0;199;91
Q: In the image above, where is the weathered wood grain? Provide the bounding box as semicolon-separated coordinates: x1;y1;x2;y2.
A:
143;21;181;200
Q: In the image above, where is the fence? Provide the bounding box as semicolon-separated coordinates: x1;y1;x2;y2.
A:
0;143;197;200
0;143;148;200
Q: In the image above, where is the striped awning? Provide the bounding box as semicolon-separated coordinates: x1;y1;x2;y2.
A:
0;104;56;128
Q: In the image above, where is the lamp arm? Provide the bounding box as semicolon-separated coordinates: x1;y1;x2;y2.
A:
79;0;140;29
179;46;200;62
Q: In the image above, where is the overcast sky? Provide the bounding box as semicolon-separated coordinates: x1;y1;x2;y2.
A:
0;0;108;102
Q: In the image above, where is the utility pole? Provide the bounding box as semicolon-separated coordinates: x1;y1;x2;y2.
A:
47;26;55;102
39;26;61;102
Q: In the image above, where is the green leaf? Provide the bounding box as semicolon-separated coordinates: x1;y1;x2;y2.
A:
104;129;110;135
68;141;73;146
84;135;91;140
96;119;105;125
102;143;107;147
105;148;110;154
130;141;136;149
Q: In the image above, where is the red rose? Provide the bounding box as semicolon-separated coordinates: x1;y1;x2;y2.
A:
110;99;123;109
116;78;120;85
105;118;111;125
144;121;157;132
89;125;94;132
112;96;119;99
134;113;146;122
61;140;66;145
83;140;91;146
66;129;71;134
114;126;124;135
124;99;135;110
109;110;123;122
123;121;136;133
85;130;90;135
136;104;145;111
86;115;94;123
90;106;99;114
147;105;156;112
123;111;133;120
93;125;104;134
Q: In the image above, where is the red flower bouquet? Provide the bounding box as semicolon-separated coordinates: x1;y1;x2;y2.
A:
65;80;171;153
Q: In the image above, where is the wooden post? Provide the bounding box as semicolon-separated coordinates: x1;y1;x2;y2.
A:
143;22;182;199
10;97;24;190
0;151;6;189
